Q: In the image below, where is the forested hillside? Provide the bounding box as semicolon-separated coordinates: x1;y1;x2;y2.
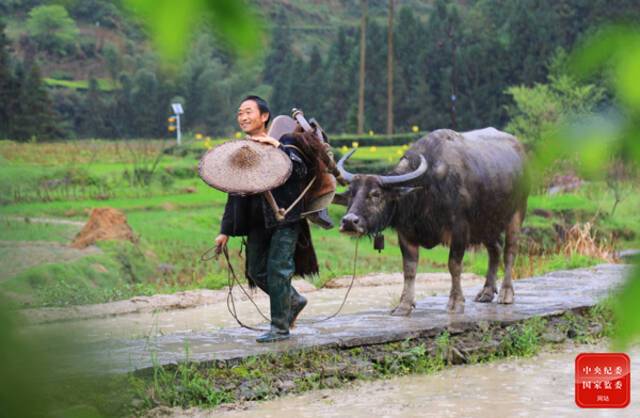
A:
1;0;639;140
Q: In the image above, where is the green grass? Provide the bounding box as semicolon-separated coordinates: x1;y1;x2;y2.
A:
0;218;75;242
0;140;637;307
44;78;116;91
0;241;161;307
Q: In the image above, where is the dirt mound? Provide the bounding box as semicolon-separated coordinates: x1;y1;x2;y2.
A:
71;208;137;249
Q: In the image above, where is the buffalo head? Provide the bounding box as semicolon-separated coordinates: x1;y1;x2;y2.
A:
336;149;427;236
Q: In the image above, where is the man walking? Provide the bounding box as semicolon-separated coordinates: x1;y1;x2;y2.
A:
214;96;311;343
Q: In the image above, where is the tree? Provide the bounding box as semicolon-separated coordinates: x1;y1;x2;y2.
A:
26;5;78;56
393;7;429;131
357;0;367;134
299;45;325;117
505;52;605;147
103;42;122;82
262;12;296;115
78;77;107;137
194;60;227;131
0;21;16;137
323;28;357;133
130;68;159;137
364;22;388;134
11;62;58;140
111;72;134;137
386;0;395;135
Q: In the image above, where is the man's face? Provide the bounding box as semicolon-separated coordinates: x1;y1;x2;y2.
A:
237;100;269;136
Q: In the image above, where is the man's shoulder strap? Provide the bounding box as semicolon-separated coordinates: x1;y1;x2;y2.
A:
283;144;311;164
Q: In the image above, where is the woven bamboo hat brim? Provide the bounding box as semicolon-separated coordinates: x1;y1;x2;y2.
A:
199;140;292;195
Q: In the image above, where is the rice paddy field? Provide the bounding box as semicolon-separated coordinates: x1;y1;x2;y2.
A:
1;137;638;308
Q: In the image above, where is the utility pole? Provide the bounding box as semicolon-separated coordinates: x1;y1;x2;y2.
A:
386;0;395;135
357;0;368;134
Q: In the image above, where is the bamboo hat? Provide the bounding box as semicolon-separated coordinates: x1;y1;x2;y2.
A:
199;140;292;195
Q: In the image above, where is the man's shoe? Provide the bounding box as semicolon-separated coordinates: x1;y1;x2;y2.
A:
256;327;290;343
288;293;308;328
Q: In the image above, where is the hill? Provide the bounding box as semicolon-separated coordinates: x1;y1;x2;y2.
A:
2;0;434;82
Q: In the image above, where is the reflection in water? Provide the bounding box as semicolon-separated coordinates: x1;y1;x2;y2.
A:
26;275;483;342
205;343;638;418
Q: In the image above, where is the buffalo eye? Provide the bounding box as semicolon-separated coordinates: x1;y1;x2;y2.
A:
368;189;381;199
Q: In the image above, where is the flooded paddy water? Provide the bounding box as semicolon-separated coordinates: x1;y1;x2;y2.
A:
163;342;637;418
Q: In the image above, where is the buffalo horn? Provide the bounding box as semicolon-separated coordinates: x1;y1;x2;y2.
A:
336;148;357;183
378;154;428;186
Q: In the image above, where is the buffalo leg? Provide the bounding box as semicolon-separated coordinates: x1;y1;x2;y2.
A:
447;240;466;313
475;240;501;303
391;232;418;316
499;211;522;304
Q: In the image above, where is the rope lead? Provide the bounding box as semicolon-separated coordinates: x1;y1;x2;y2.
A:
201;239;359;330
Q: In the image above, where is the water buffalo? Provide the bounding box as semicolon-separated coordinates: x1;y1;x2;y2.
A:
336;128;530;314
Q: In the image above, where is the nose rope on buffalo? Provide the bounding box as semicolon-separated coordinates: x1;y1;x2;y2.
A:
200;238;360;331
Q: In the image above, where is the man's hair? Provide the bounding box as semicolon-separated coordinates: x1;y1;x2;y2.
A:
240;95;271;127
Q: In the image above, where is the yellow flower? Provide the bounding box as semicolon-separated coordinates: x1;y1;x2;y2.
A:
368;130;374;136
396;149;403;155
234;132;243;139
351;141;359;148
403;144;409;150
369;146;377;152
411;125;419;133
341;145;348;153
195;133;203;140
203;138;213;150
205;136;211;141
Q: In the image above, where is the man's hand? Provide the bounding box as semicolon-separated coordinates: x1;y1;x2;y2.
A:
214;234;229;254
249;134;280;147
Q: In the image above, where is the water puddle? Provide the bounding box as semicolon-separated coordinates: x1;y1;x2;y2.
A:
25;275;484;342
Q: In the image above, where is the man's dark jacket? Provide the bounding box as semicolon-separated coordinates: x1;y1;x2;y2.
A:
219;134;319;279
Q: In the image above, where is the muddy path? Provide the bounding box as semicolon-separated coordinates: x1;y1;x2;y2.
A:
26;264;627;377
23;272;484;341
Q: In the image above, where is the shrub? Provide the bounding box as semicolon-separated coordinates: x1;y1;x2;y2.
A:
26;5;79;56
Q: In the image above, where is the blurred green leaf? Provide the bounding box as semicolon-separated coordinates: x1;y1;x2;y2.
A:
612;265;640;350
566;24;640;351
569;26;626;77
570;25;640;109
616;49;640;109
124;0;263;63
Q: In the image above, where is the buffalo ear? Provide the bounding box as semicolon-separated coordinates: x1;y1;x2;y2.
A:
332;191;349;206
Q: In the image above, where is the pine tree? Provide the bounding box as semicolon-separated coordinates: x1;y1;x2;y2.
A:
386;0;395;134
299;45;325;117
393;7;429;130
0;21;16;138
79;77;106;137
357;0;368;134
323;28;357;133
130;68;159;137
262;11;296;115
364;21;387;134
11;62;57;140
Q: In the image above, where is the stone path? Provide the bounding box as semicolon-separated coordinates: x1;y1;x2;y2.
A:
56;264;628;375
